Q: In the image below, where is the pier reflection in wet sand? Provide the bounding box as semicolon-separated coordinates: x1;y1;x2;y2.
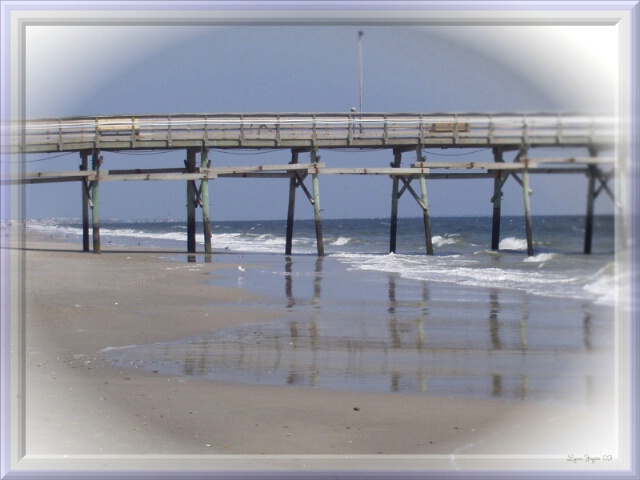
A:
104;255;614;404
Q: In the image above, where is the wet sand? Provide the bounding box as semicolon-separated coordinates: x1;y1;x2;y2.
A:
11;231;625;472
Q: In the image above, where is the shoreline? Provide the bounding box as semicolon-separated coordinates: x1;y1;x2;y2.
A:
7;230;623;471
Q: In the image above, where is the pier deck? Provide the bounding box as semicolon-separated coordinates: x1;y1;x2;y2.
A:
8;112;614;153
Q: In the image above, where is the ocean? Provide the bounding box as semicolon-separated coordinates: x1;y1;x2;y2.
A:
26;215;620;404
26;215;617;305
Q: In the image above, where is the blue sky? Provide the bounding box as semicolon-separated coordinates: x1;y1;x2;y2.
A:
21;22;617;221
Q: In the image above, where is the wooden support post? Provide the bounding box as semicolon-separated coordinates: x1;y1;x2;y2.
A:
286;149;299;255
522;164;534;257
200;148;213;258
91;149;101;254
389;149;402;253
584;164;596;254
419;173;434;255
311;148;325;257
80;151;90;252
186;148;197;256
417;148;434;255
491;147;504;250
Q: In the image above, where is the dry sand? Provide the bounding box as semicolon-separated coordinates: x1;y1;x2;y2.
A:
7;232;625;473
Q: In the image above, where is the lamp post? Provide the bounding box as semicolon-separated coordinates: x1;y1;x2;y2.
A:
358;30;364;113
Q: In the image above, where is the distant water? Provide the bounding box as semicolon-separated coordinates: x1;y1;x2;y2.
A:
27;215;617;305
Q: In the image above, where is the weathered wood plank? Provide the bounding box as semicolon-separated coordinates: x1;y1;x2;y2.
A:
522;168;534;257
186;148;197;255
1;165;596;185
100;172;215;181
319;167;429;175
108;167;188;175
91;150;101;254
204;163;321;175
389;150;402;253
201;148;213;256
286;150;299;255
311;148;324;257
80;151;90;252
412;159;613;170
491;148;504;251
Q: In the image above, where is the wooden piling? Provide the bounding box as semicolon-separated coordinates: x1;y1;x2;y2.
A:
201;148;213;257
311;148;325;257
584;164;596;254
419;173;434;255
491;148;504;250
521;161;534;257
91;149;101;254
417;148;434;255
389;149;402;253
80;151;90;252
285;149;299;255
285;256;294;307
186;148;197;256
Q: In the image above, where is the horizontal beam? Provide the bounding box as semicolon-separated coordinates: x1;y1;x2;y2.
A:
319;167;429;175
3;176;89;185
1;169;216;184
202;163;321;175
100;172;216;181
412;158;614;170
3;166;600;185
526;156;616;165
424;169;592;179
108;167;189;175
216;172;294;179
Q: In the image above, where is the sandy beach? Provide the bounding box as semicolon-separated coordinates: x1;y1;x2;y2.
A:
8;230;625;473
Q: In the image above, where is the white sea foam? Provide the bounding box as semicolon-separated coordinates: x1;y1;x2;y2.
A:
27;219;297;253
499;237;528;251
259;235;286;246
27;220;188;243
335;251;611;303
27;219;83;237
583;262;621;306
432;235;458;247
523;253;555;263
584;276;616;306
101;344;139;352
102;228;187;242
217;233;307;253
331;237;351;246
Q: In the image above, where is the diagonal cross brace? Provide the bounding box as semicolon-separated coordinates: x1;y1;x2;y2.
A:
590;166;619;208
83;154;104;209
294;172;315;205
490;147;532;200
399;176;428;211
593;169;615;201
398;182;408;199
83;178;94;208
191;180;203;207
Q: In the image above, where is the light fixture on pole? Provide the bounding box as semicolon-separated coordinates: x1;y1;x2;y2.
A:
358;30;364;113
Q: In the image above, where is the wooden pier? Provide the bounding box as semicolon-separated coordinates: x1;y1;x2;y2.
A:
3;112;616;256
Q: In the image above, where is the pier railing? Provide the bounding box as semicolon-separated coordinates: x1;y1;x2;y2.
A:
7;112;615;153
